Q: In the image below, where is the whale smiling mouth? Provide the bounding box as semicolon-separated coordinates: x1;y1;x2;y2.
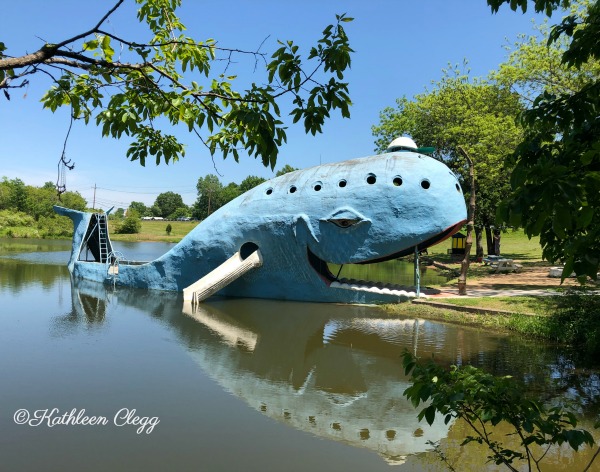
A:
307;220;465;297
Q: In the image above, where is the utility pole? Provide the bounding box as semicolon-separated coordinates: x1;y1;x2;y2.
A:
92;183;97;210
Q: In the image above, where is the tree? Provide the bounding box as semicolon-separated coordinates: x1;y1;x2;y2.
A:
490;0;600;279
150;204;161;217
222;182;241;203
0;0;353;169
239;175;267;194
457;147;476;295
193;174;223;220
128;201;148;217
116;209;141;234
57;190;87;212
402;351;599;472
275;164;299;176
0;177;86;219
170;206;190;219
372;68;524;257
0;178;28;213
153;191;184;218
491;4;600;104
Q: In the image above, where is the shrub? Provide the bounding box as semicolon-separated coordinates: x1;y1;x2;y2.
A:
544;292;600;356
0;210;35;229
37;215;72;238
116;211;141;234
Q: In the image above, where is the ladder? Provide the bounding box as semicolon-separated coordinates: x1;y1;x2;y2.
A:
97;214;109;263
106;250;124;288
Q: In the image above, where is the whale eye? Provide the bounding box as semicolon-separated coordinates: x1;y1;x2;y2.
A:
322;208;369;229
329;218;360;228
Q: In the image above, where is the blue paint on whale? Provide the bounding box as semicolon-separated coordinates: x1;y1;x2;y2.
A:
55;151;467;304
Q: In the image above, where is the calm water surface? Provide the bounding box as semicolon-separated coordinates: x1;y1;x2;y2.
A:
1;238;599;471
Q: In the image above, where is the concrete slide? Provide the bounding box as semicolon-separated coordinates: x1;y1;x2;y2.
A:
183;249;263;303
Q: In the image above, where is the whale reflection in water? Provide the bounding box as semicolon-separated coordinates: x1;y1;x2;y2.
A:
182;303;451;464
68;279;452;465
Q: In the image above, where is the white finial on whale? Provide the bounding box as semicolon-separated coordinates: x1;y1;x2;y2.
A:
386;136;418;152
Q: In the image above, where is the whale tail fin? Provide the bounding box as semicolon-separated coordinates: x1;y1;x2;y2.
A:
54;206;115;272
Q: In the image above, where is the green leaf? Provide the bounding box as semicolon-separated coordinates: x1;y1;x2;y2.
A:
424;405;436;426
83;39;99;51
576;206;594;229
100;35;114;61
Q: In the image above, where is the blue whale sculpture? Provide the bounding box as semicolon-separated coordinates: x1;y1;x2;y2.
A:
55;150;467;304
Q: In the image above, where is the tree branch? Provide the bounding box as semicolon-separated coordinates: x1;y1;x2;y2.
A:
53;0;125;50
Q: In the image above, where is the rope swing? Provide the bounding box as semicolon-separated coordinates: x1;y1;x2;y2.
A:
56;115;75;198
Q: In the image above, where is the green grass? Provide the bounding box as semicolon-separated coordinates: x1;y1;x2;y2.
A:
383;302;539;333
384;292;600;355
425;228;543;263
108;220;199;243
429;296;549;315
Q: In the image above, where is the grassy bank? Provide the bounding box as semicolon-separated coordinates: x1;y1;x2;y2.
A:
0;213;200;242
384;292;600;355
108;220;199;243
425;228;544;264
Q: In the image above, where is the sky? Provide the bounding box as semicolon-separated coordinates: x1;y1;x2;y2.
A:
0;0;549;209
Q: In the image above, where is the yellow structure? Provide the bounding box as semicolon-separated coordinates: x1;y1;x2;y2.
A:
451;232;466;255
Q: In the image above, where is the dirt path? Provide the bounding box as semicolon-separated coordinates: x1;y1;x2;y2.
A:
426;264;594;298
453;266;579;290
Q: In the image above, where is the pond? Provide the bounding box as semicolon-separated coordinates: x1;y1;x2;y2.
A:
1;238;599;471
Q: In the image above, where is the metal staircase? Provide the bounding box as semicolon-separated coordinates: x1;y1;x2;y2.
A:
80;212;113;264
97;214;109;263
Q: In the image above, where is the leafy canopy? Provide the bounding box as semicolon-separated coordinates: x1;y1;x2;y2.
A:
489;0;600;279
0;0;353;169
372;66;524;230
154;191;185;218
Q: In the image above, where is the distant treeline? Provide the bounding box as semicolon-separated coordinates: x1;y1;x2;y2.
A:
0;178;87;238
125;164;298;221
0;165;298;238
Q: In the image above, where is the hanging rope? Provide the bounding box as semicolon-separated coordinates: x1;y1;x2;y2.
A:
56;114;75;199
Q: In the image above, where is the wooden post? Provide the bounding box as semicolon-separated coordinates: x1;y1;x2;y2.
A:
457;146;475;296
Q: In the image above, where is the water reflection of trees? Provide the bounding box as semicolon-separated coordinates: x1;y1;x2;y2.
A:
0;258;68;291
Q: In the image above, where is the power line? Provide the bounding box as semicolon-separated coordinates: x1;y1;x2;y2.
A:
94;186;197;195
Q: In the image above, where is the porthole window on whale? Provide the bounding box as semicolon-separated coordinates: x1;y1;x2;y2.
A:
313;181;322;191
289;185;297;194
456;183;461;192
338;179;347;188
421;179;431;189
240;242;259;260
393;176;403;186
366;174;376;184
265;188;273;195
